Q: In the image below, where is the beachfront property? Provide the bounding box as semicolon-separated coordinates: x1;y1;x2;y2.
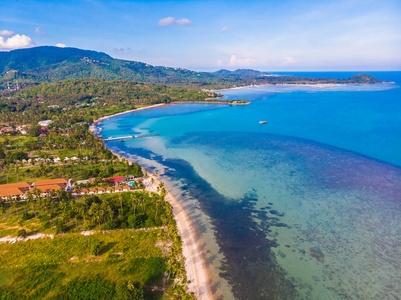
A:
0;176;138;200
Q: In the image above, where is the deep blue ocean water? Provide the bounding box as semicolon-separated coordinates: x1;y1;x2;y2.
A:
98;72;401;299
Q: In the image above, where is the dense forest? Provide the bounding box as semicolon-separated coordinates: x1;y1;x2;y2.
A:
0;78;220;126
0;46;383;90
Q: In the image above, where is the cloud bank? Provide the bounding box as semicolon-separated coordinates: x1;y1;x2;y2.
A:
0;30;15;37
158;17;192;27
55;43;67;48
0;34;35;49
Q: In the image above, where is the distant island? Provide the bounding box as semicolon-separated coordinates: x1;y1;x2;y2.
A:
0;46;384;90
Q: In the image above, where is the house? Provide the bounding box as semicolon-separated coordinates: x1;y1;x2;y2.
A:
97;187;106;194
79;189;89;195
38;120;54;127
33;185;63;197
64;157;69;162
71;156;78;161
1;127;13;134
106;187;114;193
20;129;29;135
127;175;137;181
54;157;61;163
75;179;90;186
88;188;97;195
104;176;125;184
114;186;123;192
122;185;131;192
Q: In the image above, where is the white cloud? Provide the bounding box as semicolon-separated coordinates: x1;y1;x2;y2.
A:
221;27;229;32
115;47;124;51
55;43;67;48
283;56;297;64
0;29;15;37
158;17;192;27
217;59;223;66
35;26;47;35
0;34;35;49
228;54;251;67
175;18;191;26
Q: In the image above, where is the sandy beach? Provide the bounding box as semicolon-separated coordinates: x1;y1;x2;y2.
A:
91;107;214;299
89;103;167;133
143;175;213;299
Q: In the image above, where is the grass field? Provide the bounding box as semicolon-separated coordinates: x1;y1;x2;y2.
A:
0;229;171;299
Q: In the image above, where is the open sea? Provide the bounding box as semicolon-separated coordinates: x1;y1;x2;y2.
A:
98;72;401;300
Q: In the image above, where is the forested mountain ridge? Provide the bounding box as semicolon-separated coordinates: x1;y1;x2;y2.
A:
0;46;383;90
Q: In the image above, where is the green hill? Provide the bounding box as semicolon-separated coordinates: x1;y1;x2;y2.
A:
0;46;383;89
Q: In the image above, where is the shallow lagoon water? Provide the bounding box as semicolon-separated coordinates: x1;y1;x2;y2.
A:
99;73;401;299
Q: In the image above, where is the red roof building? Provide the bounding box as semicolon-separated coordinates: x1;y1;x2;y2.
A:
104;176;125;183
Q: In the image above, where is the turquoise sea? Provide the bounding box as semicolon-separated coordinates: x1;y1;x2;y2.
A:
98;72;401;299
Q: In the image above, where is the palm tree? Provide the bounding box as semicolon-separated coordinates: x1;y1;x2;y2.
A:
118;192;124;217
131;194;139;217
26;191;37;218
89;202;104;230
15;164;20;182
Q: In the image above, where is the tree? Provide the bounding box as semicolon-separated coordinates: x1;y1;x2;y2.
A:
29;125;41;137
119;192;123;217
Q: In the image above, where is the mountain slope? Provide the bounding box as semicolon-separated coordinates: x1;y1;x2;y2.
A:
0;46;383;89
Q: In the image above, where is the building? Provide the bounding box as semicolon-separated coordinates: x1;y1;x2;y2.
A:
0;182;31;200
104;176;125;184
38;120;54;127
33;185;64;197
33;178;70;190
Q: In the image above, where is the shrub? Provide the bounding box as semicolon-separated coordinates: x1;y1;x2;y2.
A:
54;219;65;234
105;219;119;230
91;239;102;256
114;281;144;300
128;213;147;229
17;229;27;238
66;277;115;300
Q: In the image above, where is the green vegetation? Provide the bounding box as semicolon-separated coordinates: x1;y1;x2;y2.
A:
0;186;193;299
0;46;383;90
0;78;220;125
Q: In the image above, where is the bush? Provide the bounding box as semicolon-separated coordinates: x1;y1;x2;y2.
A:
114;281;144;300
144;219;155;228
17;229;27;238
91;239;102;256
11;151;28;161
105;219;119;230
66;277;115;300
128;213;147;229
144;257;166;285
54;219;65;234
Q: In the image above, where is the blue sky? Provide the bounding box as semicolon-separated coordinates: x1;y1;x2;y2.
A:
0;0;400;71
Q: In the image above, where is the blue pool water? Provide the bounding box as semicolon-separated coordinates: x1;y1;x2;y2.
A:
98;72;401;299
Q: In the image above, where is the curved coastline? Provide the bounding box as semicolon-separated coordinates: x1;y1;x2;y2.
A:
91;105;214;299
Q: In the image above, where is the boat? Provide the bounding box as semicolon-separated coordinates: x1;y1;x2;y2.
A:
120;139;125;142
259;121;268;124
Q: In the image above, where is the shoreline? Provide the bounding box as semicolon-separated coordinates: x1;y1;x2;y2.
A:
143;174;213;299
213;81;391;92
95;127;213;299
89;103;167;132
